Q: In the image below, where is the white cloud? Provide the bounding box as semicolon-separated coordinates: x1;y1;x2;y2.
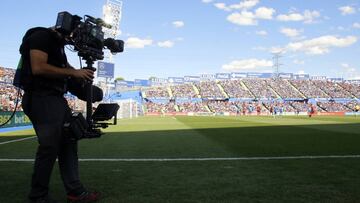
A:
227;11;257;25
157;40;175;48
280;27;302;38
286;35;358;55
353;22;360;29
303;10;321;23
255;7;275;19
270;46;286;54
277;10;320;24
214;1;275;26
202;0;213;3
222;58;273;71
172;21;185;28
339;6;356;15
214;0;260;12
214;3;231;11
226;7;275;26
229;0;259;10
277;13;303;21
126;37;153;49
255;30;268;36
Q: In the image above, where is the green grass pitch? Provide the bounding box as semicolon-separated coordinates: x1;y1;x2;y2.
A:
1;116;360;202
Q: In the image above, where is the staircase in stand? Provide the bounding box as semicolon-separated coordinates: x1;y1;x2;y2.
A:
167;86;173;98
336;83;356;99
268;85;282;99
174;104;180;112
192;84;202;98
204;104;212;113
240;81;256;98
286;80;306;99
217;83;229;98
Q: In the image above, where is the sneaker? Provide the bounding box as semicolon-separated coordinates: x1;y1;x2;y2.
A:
29;196;58;203
67;191;101;203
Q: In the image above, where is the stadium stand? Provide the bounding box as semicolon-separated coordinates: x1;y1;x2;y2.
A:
312;80;353;98
0;66;92;114
0;82;20;111
267;79;304;99
195;81;226;99
207;101;238;113
346;100;360;111
233;101;269;115
1;65;360;115
242;79;278;99
0;67;22;111
170;84;198;98
177;102;209;113
145;101;176;113
65;94;86;112
0;66;15;83
317;101;352;112
218;80;254;98
262;101;296;114
143;86;169;98
289;80;329;98
288;101;309;112
338;82;360;98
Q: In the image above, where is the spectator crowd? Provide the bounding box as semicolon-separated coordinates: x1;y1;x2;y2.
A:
242;79;278;99
195;81;225;98
219;80;254;98
1;66;360;115
312;80;352;98
178;102;209;113
267;79;303;98
0;68;22;112
145;101;176;113
290;80;329;98
339;82;360;98
170;84;198;98
0;82;21;112
144;87;169;98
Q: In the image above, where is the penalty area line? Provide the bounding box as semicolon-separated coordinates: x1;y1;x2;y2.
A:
1;155;360;162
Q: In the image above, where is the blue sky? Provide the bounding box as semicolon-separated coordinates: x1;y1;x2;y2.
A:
0;0;359;80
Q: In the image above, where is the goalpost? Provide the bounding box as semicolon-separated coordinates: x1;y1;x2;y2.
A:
115;99;143;119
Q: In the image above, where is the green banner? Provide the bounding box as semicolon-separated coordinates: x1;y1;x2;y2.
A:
0;111;32;128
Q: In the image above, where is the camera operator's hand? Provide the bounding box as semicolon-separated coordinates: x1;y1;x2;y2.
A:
71;69;94;82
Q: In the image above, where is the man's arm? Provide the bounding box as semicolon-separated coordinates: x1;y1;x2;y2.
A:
30;49;94;81
67;62;76;70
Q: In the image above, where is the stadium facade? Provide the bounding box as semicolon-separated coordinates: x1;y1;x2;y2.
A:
113;72;360;89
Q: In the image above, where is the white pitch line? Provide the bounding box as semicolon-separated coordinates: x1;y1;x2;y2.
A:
1;155;360;162
0;136;36;145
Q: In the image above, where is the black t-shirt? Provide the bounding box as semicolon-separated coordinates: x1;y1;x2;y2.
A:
23;28;68;92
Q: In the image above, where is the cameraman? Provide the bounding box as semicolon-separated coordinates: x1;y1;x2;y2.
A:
20;27;100;203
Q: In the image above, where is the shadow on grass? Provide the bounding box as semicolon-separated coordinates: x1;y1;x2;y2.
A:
75;122;360;159
1;122;360;159
1;123;360;202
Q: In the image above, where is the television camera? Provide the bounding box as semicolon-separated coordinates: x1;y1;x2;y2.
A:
56;11;124;140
